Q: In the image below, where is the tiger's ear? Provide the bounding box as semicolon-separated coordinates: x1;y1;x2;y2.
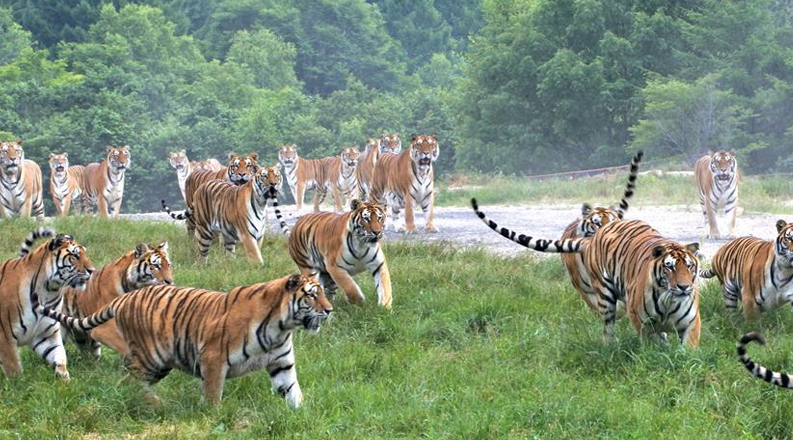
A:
49;152;56;158
16;139;22;145
274;162;282;170
134;243;150;258
291;144;297;149
285;274;302;292
707;150;713;156
227;151;238;160
652;246;666;258
180;149;186;155
157;242;169;253
410;133;418;142
777;220;788;233
728;149;736;156
581;203;593;216
48;234;73;251
430;133;438;141
350;199;362;211
248;152;259;162
685;242;700;254
395;132;401;137
63;152;68;158
106;146;113;153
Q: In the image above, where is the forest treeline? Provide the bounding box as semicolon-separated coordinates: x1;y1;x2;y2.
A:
0;0;790;211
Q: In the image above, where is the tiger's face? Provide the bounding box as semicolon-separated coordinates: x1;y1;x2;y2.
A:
775;220;793;267
107;145;131;172
652;243;699;297
710;150;736;182
278;145;298;168
128;242;173;288
227;152;259;184
169;150;189;171
350;200;386;243
49;152;69;177
48;234;95;291
0;141;24;174
255;165;283;194
288;275;333;334
380;132;402;154
410;134;439;170
579;204;621;237
341;146;360;170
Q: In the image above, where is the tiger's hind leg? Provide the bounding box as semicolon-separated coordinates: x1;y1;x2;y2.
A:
196;226;215;263
240;233;263;264
723;281;741;312
0;337;22;377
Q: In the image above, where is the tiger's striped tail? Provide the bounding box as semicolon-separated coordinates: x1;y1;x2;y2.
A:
36;301;116;333
699;268;716;279
471;198;586;253
19;227;55;257
161;199;192;220
616;150;643;219
737;332;793;389
268;190;290;235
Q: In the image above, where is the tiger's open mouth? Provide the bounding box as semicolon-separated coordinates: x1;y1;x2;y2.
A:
303;315;327;333
54;165;65;172
418;158;431;166
281;159;294;165
716;174;730;181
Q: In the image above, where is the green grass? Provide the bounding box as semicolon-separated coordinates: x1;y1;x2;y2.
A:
437;172;793;214
1;218;793;438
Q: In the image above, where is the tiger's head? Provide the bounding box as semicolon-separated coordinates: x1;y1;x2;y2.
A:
380;132;402;154
169;150;189;171
127;242;173;289
254;164;283;195
278;144;298;168
349;199;386;243
227;152;260;184
341;146;360;171
775;220;793;267
709;150;737;182
652;243;700;297
286;274;332;334
578;204;621;237
107;145;131;172
410;134;439;171
47;234;95;291
364;138;381;153
49;152;69;177
0;141;24;174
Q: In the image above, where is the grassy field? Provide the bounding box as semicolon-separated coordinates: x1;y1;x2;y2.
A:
2;218;793;439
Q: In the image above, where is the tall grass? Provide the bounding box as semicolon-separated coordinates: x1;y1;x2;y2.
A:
0;218;792;438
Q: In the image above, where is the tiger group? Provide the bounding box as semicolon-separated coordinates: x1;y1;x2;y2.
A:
0;132;440;406
472;149;793;392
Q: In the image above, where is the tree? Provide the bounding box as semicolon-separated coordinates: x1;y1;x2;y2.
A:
226;29;299;90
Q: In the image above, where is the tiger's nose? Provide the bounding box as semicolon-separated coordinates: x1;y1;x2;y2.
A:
677;284;691;292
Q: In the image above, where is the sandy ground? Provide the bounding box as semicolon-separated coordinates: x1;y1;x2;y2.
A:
122;203;783;261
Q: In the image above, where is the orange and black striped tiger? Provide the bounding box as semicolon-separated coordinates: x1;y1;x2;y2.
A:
60;242;173;359
38;274;332;406
0;141;45;219
379;132;402;154
312;146;360;212
472;201;701;347
279;145;346;213
0;228;95;381
288;199;392;308
700;220;793;318
49;152;86;217
737;332;793;389
694;150;739;239
81;145;131;218
356;138;381;202
168;150;223;201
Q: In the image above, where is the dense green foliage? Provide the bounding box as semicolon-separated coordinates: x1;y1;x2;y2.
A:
0;0;790;213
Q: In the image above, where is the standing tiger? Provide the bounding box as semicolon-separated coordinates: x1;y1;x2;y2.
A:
380;132;402;154
0;228;95;381
560;151;643;312
737;332;793;390
699;220;793;318
163;165;289;263
0;140;45;219
38;274;332;406
278;144;325;213
356;138;381;202
472;200;702;347
313;146;360;212
81;145;131;218
288;199;392;308
694;150;739;239
370;133;439;233
60;242;172;360
49;152;85;217
168;149;223;201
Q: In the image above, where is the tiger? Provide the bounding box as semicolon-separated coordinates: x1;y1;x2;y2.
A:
162;165;289;264
168;150;224;201
0;228;95;381
472;200;701;347
278;144;328;213
356;138;381;202
699;219;793;319
694;150;739;239
0;140;45;219
380;132;402;154
81;145;131;218
370;133;440;233
313;146;360;213
288;199;392;308
38;274;332;406
49;152;86;217
737;332;793;389
560;150;643;312
60;242;173;360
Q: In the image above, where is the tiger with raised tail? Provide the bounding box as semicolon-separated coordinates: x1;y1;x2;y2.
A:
699;220;793;318
694;150;739;239
0;141;45;219
168;149;223;201
60;242;172;359
81;145;131;218
49;152;85;217
38;274;331;406
288;199;392;308
0;228;95;380
472;200;701;347
356;138;381;202
737;332;793;389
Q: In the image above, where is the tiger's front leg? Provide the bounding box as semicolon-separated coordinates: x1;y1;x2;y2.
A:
267;350;302;409
240;233;264;264
97;195;110;219
705;199;721;239
371;258;393;309
199;354;229;406
676;312;700;348
326;265;365;304
31;323;70;381
403;195;418;234
421;189;438;233
0;336;23;377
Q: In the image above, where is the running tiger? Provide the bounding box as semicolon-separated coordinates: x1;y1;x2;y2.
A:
370;133;440;233
694;150;739;239
700;220;793;318
0;140;45;219
60;242;173;359
49;152;85;217
0;228;95;380
472;201;701;347
81;145;131;218
168;149;223;201
38;274;332;406
278;144;333;213
288;199;392;308
356;138;381;202
313;146;360;212
737;332;793;389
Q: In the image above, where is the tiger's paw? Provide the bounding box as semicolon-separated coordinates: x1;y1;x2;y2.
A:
425;223;439;233
55;364;70;383
396;224;407;233
285;384;303;409
404;227;419;234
